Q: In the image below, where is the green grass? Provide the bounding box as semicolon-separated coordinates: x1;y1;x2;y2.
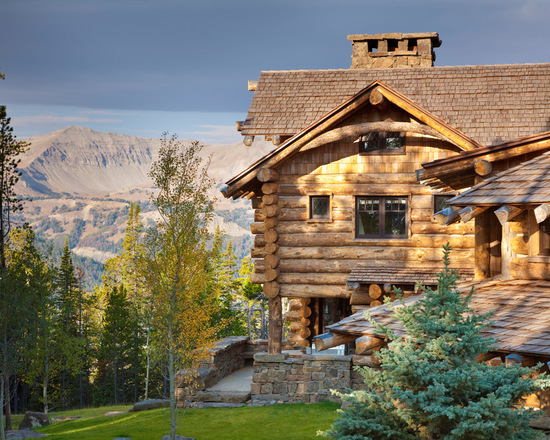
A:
31;402;339;440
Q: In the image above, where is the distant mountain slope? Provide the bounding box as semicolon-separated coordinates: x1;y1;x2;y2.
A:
18;126;275;199
14;126;275;288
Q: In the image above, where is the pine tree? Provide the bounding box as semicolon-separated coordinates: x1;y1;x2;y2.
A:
53;239;83;409
98;285;135;405
326;245;548;440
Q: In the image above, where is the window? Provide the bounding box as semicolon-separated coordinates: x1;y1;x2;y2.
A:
356;196;408;238
359;132;404;153
309;195;331;221
433;194;455;214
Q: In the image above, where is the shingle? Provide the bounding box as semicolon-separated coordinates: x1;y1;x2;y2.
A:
241;64;550;146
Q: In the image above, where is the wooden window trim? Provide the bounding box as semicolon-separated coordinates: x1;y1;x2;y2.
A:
355;196;409;239
307;193;333;223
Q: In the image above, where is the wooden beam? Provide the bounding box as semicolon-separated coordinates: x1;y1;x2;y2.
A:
257;168;280;183
535;203;550;224
368;89;386;107
494;205;523;226
459;206;489;223
313;332;357;351
474;159;492;176
434;206;461;225
300;122;452;153
243;136;254;147
355;336;385;355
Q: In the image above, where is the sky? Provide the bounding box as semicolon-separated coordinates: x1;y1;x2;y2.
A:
2;0;550;145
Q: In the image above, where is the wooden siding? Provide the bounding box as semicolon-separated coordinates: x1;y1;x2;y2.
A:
250;125;475;301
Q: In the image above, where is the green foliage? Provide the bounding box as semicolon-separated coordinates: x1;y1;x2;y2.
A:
143;134;221;439
326;245;548;440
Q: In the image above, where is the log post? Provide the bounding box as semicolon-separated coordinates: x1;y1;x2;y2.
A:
268;296;283;354
368;284;382;299
475;209;492;280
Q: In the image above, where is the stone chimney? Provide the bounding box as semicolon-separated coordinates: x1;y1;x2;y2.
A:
347;32;441;69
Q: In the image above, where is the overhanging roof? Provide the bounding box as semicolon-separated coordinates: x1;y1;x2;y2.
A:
224;80;477;199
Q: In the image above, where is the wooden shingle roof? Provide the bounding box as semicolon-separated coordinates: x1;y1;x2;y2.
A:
448;150;550;206
242;64;550;146
327;278;550;358
348;263;474;286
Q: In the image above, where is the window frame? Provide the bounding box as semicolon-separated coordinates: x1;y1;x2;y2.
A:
355;196;409;239
358;131;405;155
308;193;332;223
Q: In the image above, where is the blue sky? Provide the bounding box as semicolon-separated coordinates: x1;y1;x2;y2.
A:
2;0;550;144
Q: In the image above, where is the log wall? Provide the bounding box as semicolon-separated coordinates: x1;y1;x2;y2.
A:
248;108;476;345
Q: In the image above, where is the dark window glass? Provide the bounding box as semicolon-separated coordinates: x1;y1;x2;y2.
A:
540;218;550;255
357;196;407;238
359;132;404;153
310;196;330;220
433;194;454;213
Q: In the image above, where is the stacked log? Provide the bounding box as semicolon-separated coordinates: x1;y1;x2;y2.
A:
257;168;283;354
285;298;311;347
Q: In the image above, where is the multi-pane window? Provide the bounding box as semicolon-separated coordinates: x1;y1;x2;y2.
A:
356;196;408;238
310;195;331;220
359;131;404;153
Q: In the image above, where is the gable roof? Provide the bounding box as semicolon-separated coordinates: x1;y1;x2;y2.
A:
448;150;550;206
225;80;477;199
241;63;550;147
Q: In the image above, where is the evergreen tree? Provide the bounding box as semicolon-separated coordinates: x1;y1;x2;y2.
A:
0;106;29;438
326;245;548;440
52;239;83;410
98;285;135;405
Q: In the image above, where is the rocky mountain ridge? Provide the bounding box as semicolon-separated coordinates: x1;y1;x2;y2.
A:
15;126;274;287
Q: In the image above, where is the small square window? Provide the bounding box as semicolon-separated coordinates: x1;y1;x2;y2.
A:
310;196;330;220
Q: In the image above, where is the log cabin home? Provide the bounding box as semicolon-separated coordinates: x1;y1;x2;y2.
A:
222;32;550;355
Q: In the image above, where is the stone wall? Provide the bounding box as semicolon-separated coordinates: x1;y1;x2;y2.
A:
251;353;375;404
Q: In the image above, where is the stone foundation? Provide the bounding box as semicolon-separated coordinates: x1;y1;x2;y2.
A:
251;353;375;404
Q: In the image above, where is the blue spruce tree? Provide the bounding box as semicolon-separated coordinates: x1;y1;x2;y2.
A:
326;245;548;440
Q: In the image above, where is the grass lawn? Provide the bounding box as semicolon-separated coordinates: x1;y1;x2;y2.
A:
30;402;340;440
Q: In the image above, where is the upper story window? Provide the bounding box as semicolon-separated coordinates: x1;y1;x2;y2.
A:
356;196;408;239
359;132;404;154
309;195;331;221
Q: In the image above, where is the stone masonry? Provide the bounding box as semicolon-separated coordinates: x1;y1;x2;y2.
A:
347;32;441;69
251;353;374;404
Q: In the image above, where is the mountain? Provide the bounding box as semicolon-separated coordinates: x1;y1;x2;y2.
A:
14;126;275;287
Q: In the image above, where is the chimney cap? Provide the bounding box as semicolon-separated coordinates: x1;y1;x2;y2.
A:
347;32;441;47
